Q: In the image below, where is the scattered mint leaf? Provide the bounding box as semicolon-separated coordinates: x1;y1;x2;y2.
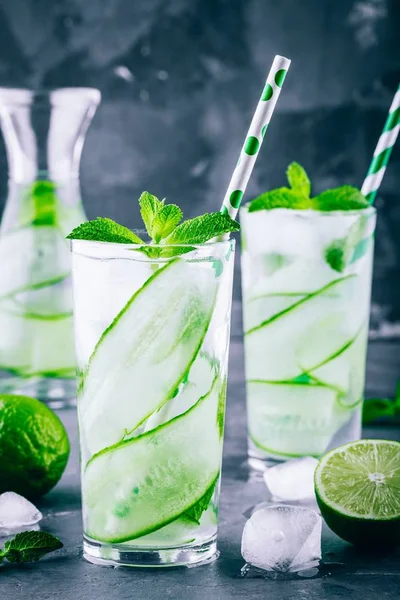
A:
139;191;164;238
2;531;63;564
286;162;311;198
152;204;183;243
313;186;369;211
362;398;396;425
362;377;400;425
248;188;312;212
183;475;219;525
66;217;144;244
164;212;239;245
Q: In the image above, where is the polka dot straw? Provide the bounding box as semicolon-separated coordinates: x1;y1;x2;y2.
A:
219;55;291;222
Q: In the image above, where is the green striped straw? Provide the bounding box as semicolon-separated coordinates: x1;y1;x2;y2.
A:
220;55;291;221
361;83;400;204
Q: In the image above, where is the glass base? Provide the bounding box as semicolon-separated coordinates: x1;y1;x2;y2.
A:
247;411;362;471
83;535;218;568
0;374;76;409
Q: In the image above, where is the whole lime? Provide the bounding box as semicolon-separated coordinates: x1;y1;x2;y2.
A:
0;394;70;498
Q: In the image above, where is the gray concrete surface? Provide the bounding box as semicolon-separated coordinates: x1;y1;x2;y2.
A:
1;330;399;599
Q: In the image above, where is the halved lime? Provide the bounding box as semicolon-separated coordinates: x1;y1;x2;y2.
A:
315;439;400;548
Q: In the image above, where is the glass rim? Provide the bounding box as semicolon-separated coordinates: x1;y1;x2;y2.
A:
70;236;235;252
240;204;377;217
0;87;101;107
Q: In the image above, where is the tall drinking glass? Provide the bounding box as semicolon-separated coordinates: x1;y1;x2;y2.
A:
241;206;376;469
71;238;235;567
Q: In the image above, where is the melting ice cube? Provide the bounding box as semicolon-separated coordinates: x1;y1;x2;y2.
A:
241;505;322;573
0;492;43;537
263;457;319;503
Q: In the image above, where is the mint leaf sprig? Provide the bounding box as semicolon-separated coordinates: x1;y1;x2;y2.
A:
0;531;63;565
67;191;239;258
248;162;369;212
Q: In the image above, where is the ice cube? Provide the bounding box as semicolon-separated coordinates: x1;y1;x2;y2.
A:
241;505;322;573
0;492;43;537
263;457;319;503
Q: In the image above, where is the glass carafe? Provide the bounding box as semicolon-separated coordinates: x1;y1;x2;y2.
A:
0;87;100;407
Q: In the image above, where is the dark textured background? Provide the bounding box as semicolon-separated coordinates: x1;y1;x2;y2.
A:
0;4;400;597
0;0;399;337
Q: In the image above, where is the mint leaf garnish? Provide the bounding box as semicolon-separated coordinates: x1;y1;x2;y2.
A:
183;475;219;525
152;204;183;243
66;217;144;244
66;193;239;251
286;162;311;198
248;188;312;212
313;186;369;211
247;163;370;213
1;531;63;564
139;191;164;238
164;212;239;245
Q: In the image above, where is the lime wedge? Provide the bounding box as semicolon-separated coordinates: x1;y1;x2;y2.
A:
315;439;400;547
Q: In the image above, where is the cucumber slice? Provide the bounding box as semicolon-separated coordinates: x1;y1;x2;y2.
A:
10;276;72;319
247;381;351;457
28;316;76;374
142;351;218;433
126;506;218;549
0;226;70;298
0;301;75;376
244;276;358;382
308;324;367;397
0;301;31;372
83;377;222;543
80;259;218;456
244;293;305;332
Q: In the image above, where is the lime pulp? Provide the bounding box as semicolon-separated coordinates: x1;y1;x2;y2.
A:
315;439;400;547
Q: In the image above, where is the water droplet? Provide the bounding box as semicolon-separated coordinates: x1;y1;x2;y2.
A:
114;65;134;83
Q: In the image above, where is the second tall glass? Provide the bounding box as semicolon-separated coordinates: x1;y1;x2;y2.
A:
71;238;235;567
241;206;376;468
